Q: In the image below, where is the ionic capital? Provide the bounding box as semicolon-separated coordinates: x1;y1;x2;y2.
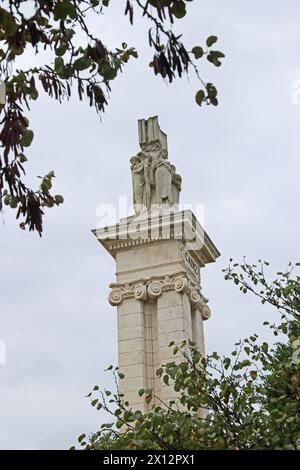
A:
108;273;212;320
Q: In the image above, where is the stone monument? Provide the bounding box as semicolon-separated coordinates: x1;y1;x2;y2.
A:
92;116;220;412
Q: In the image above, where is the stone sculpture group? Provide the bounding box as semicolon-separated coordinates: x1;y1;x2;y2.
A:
130;116;182;214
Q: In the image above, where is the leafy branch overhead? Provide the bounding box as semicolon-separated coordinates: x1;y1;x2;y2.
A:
0;0;225;235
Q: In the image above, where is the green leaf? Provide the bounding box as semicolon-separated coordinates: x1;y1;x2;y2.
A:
100;64;117;81
209;50;225;59
207;51;224;67
163;375;169;386
20;129;34;147
195;89;205;106
74;57;91;71
29;88;39;100
192;46;204;59
223;357;231;370
54;56;64;74
54;195;64;205
206;35;218;47
172;1;186;19
78;433;86;443
54;1;77;21
3;195;11;206
19;153;27;163
55;44;68;57
10;198;18;209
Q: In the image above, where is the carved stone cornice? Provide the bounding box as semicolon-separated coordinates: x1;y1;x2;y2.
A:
108;272;211;320
92;210;221;268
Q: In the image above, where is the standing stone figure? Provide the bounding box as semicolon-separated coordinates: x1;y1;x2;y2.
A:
131;153;155;214
130;156;145;215
154;150;173;207
143;155;154;211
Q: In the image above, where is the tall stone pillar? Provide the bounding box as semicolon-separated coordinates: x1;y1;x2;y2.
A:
92;117;220;412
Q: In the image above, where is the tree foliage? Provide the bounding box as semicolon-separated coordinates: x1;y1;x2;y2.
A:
75;261;300;450
0;0;224;235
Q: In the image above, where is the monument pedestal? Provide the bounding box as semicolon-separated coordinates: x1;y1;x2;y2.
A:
92;210;220;411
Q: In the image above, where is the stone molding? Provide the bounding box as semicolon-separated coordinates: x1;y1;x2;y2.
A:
108;272;211;320
92;209;221;267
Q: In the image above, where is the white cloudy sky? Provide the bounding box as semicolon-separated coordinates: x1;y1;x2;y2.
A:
0;0;300;449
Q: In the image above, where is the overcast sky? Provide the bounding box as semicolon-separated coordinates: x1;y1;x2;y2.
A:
1;0;300;449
